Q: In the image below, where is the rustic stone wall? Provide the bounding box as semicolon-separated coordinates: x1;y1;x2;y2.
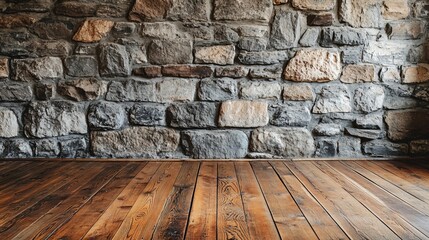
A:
0;0;428;159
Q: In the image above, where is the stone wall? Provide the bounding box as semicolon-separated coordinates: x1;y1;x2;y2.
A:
0;0;428;159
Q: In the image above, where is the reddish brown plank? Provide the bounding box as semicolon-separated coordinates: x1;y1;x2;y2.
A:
270;161;348;240
84;162;161;239
48;162;146;239
185;162;217;240
112;162;182;240
235;162;280;240
217;162;251;240
152;162;200;240
375;161;429;192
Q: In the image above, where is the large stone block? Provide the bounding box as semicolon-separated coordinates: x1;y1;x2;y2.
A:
363;41;407;65
283;49;341;82
0;82;32;102
270;104;311;127
106;79;156;102
410;140;429;155
385;110;429;141
148;39;193;65
340;64;376;83
315;138;337;157
91;127;180;157
402;64;429;84
363;140;408;156
128;0;172;21
198;79;238;101
213;0;273;22
88;102;125;130
58;79;106;101
167;102;218;128
250;127;315;157
270;10;301;49
283;84;315;101
239;82;281;100
13;57;63;81
320;27;367;47
291;0;335;10
72;19;114;43
98;43;130;77
382;0;410;20
194;45;235;65
182;130;248;159
340;0;381;28
353;85;384;113
65;56;98;77
0;108;19;138
156;79;197;102
313;85;352;113
218;100;269;127
24;101;87;138
338;136;362;157
386;21;425;40
130;104;166;126
167;0;210;21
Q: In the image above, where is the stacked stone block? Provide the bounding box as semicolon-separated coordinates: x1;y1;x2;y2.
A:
0;0;427;159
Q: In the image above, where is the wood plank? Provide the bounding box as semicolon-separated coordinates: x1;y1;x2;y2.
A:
339;161;429;236
11;163;123;240
235;162;280;240
359;161;429;204
48;162;146;239
217;162;251;240
0;161;31;177
270;161;348;240
285;161;400;240
0;162;82;226
0;162;100;239
185;162;218;240
84;162;162;239
375;161;429;192
252;161;318;240
345;161;429;216
152;162;200;240
0;161;49;191
112;162;182;240
318;161;427;240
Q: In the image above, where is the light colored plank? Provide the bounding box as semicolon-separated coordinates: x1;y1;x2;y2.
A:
152;162;200;240
185;162;217;240
112;162;182;240
217;162;251;240
270;161;348;240
84;162;161;239
235;162;280;240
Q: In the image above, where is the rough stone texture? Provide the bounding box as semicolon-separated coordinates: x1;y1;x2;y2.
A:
270;105;311;127
91;127;180;157
313;123;341;136
3;140;32;158
106;79;156;102
59;137;87;158
55;2;97;17
13;57;63;81
340;64;376;83
156;79;196;102
386;21;425;40
239;82;281;100
218;100;269;127
0;83;33;102
381;67;401;83
98;43;130;77
239;51;290;65
345;128;382;139
130;104;166;126
382;0;410;20
128;0;172;21
363;140;409;156
73;19;114;43
249;65;282;79
34;139;60;157
321;27;367;47
65;56;98;77
35;82;55;100
167;0;210;21
182;130;248;159
270;10;300;49
410;140;429;155
215;66;248;78
338;136;362;157
340;0;380;28
299;28;320;47
307;13;334;26
167;103;217;128
291;0;335;10
133;66;162;78
58;79;106;101
354;86;384;113
283;49;341;82
402;64;429;84
356;113;383;129
195;45;235;65
24;101;87;138
250;128;315;157
162;65;212;78
213;0;272;22
283;84;314;101
0;14;44;28
148;39;193;65
313;85;352;113
198;79;238;101
0;58;8;79
88;102;125;130
385;110;429;141
341;46;363;64
363;41;407;65
0;108;19;138
315;138;337;157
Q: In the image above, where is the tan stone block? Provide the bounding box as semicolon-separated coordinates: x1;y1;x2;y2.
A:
340;64;376;83
402;64;429;84
218;100;269;127
73;19;114;43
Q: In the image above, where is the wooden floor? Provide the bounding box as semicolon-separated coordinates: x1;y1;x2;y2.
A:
0;161;429;239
